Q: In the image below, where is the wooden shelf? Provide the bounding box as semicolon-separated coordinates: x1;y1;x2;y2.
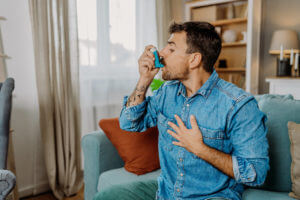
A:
185;0;259;92
269;49;300;55
186;0;242;6
215;67;246;73
222;42;246;47
212;18;247;26
266;76;300;80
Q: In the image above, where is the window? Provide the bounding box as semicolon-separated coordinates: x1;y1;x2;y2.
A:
77;0;157;77
77;0;157;132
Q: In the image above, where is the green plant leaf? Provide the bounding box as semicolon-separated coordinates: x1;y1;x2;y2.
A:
150;79;165;92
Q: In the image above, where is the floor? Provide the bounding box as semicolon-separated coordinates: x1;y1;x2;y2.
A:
21;187;84;200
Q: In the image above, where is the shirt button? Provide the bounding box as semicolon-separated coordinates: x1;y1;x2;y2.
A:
180;173;183;177
177;189;180;192
186;104;190;107
179;158;183;162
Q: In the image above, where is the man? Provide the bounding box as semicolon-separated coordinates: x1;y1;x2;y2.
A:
119;22;269;200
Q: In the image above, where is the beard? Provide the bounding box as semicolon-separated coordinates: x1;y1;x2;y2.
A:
162;70;175;80
162;66;189;81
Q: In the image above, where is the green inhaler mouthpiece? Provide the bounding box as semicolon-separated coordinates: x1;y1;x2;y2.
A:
150;47;164;68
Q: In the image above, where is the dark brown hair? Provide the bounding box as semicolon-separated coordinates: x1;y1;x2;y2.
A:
169;21;222;73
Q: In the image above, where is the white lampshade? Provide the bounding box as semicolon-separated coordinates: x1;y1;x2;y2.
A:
269;30;299;54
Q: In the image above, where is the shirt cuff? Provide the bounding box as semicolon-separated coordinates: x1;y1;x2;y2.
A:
232;155;256;183
121;96;147;121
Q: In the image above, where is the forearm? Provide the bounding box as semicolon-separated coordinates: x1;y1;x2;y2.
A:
126;78;152;107
195;145;234;178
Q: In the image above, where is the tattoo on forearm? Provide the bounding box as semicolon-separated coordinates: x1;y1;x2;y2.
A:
135;86;146;92
126;85;148;107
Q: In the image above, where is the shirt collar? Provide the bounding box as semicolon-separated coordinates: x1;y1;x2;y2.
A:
177;81;185;96
177;69;219;98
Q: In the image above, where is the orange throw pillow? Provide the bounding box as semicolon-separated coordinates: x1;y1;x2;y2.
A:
99;118;160;175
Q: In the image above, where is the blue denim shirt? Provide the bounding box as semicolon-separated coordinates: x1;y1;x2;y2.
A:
119;70;269;200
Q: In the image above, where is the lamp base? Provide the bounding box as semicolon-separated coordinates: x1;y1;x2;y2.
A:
277;57;291;76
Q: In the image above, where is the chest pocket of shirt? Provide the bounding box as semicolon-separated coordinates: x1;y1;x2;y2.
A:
199;126;224;152
157;112;176;151
189;126;225;159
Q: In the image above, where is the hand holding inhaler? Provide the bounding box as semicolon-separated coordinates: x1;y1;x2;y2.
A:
138;45;160;84
126;46;163;108
150;47;164;68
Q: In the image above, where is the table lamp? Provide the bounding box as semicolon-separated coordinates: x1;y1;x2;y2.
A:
269;29;300;76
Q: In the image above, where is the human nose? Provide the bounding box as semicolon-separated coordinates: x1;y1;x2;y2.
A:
159;46;167;57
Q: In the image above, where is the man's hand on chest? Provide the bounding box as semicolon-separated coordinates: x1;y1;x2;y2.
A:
167;114;234;178
167;114;209;157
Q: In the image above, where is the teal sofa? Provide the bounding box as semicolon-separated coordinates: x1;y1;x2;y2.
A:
0;78;16;199
82;94;299;200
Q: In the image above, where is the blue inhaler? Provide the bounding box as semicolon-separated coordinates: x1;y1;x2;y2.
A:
150;47;164;68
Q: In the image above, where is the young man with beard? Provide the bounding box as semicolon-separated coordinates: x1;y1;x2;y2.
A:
119;22;269;200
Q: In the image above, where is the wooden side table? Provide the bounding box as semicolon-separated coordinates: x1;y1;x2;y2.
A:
266;77;300;100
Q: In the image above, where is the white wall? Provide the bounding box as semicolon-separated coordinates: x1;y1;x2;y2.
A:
259;0;300;94
0;0;49;197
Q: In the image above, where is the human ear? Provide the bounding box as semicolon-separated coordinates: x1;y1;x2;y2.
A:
189;53;202;69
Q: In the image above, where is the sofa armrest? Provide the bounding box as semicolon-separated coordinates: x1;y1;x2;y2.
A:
0;170;16;199
81;131;124;200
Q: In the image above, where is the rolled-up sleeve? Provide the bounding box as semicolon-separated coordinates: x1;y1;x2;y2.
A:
119;86;163;132
227;96;269;186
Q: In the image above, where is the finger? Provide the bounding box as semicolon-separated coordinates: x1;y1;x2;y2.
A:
168;121;181;134
143;57;155;66
150;64;160;72
145;50;155;60
190;115;199;130
145;45;155;51
145;59;156;71
140;60;154;69
172;141;184;147
167;129;180;141
174;115;186;129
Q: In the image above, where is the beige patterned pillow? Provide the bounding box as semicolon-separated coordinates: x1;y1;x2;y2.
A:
288;121;300;199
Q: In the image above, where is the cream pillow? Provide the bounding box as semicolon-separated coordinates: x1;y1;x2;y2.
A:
288;121;300;199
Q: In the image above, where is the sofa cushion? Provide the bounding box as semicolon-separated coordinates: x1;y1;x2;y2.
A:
94;179;158;200
254;94;300;192
99;118;160;175
242;189;295;200
254;94;294;102
288;121;300;199
97;167;161;192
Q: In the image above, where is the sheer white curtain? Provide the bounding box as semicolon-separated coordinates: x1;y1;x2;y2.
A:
29;1;83;198
77;0;158;135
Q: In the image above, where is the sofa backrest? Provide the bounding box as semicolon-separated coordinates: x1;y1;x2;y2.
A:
254;94;300;192
0;78;15;169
